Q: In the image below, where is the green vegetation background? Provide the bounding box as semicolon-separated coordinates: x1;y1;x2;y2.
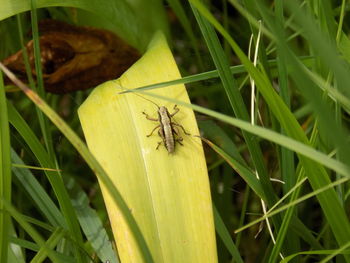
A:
1;0;350;262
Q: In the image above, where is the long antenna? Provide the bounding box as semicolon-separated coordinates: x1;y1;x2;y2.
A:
120;87;160;109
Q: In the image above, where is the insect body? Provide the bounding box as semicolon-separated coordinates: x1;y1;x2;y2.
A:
142;104;190;153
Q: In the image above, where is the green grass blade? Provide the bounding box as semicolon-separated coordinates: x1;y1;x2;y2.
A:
1;200;61;263
188;2;350;260
199;118;312;259
11;149;65;227
200;137;264;199
278;1;350;165
199;120;246;164
16;14;35;90
274;1;295;193
30;228;66;263
166;0;203;69
29;0;44;96
7;102;86;261
268;173;304;262
131;91;350;176
8;221;25;263
0;67;11;263
213;206;244;263
29;0;56;162
281;249;350;263
290;219;323;250
8;236;75;263
1;64;154;263
270;2;299;260
190;2;277;211
320;242;350;263
67;177;119;263
235;176;350;233
120;57;314;94
13;131;114;262
8;244;23;263
338;33;350;64
242;0;273;81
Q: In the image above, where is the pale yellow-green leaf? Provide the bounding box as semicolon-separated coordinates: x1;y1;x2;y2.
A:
78;31;217;263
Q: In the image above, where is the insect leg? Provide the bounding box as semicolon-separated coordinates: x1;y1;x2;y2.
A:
172;126;179;135
142;111;158;121
170;105;179;117
146;125;160;137
171;122;191;135
157;126;164;137
156;141;162;150
175;137;184;146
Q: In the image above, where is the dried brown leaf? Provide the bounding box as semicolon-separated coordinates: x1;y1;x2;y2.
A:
3;19;140;94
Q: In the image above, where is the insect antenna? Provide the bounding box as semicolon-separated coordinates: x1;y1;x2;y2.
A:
123;88;161;109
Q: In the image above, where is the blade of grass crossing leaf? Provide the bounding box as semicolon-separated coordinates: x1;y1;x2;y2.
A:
120;57;313;94
213;206;243;263
133;91;350;177
190;3;278;210
0;69;11;263
189;1;350;259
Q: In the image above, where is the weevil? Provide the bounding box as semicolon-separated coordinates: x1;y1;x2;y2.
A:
142;102;190;154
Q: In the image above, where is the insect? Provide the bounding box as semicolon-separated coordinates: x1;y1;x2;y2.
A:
142;101;190;154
